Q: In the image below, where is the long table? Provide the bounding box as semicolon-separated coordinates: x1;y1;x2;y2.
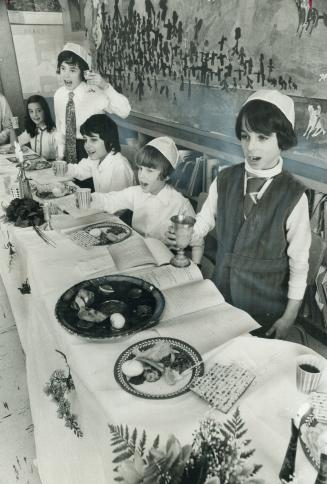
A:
0;151;325;484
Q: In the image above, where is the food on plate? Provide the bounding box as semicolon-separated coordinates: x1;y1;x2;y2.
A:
84;224;129;244
144;368;161;382
103;228;126;242
133;341;172;361
89;228;102;237
51;186;65;197
121;360;144;377
110;313;126;329
35;182;75;199
72;288;95;310
301;419;327;462
128;287;143;299
135;304;152;319
98;300;127;315
98;284;115;295
122;341;192;387
77;307;107;323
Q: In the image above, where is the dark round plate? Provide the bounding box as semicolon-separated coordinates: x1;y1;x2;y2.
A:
55;275;165;339
114;337;204;399
83;222;131;245
299;408;325;470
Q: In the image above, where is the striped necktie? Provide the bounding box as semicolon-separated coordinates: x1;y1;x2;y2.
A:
65;91;77;164
244;175;268;218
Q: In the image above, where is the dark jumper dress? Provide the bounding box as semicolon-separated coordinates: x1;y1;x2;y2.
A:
212;163;306;328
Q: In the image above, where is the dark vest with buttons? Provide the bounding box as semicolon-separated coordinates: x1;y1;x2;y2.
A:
212;163;306;326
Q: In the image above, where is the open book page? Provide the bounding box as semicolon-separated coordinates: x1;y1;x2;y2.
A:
129;262;203;291
76;247;117;277
161;278;225;321
109;236;172;271
157;302;259;354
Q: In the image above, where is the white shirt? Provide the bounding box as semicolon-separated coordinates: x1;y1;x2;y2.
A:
192;165;311;300
67;151;134;193
0;94;12;145
92;184;196;243
19;128;57;161
54;82;131;157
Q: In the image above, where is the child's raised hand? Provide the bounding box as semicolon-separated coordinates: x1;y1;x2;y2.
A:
85;71;109;90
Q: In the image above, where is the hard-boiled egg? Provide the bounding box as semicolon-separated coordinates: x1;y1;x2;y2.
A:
89;228;102;237
110;312;126;329
121;359;144;377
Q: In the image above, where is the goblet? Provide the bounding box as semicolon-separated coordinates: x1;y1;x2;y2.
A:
170;214;196;268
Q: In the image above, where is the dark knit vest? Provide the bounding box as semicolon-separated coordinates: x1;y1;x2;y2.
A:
212;163;306;326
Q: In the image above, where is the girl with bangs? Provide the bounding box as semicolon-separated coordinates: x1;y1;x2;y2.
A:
19;95;57;160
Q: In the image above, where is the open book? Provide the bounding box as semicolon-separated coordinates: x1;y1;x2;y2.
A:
75;234;173;275
127;263;259;352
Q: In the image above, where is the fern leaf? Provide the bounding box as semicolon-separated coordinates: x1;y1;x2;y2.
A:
152;434;160;449
108;424;119;434
124;424;129;442
236;429;247;439
236;422;246;432
112;443;129;454
138;430;147;456
119;424;124;437
130;427;138;451
113;450;134;464
242;439;251;447
223;421;236;435
111;437;125;446
240;448;255;459
252;464;262;475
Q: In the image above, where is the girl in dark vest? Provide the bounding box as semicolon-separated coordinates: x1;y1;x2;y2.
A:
170;90;311;339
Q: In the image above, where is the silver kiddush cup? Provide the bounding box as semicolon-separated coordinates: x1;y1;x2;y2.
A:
170;215;196;268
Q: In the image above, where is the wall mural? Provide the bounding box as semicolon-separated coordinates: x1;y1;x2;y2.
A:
85;0;327;162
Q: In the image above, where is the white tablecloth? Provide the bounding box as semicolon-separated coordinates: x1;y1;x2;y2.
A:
0;152;325;484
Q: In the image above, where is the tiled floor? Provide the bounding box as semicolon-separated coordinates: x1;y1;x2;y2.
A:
0;274;326;484
0;277;41;484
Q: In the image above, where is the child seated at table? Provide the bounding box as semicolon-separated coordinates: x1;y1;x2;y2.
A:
18;95;57;160
167;90;311;339
55;113;134;193
91;136;198;245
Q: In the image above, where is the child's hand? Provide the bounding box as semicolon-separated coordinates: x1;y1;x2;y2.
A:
85;71;109;90
265;316;294;340
164;225;177;247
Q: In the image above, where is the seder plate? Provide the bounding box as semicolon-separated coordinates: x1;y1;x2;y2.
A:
55;275;165;339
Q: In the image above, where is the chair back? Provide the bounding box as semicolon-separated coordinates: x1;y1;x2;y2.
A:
307;232;327;285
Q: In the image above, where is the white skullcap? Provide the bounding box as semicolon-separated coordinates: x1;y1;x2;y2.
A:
61;42;91;68
243;89;295;128
146;136;179;168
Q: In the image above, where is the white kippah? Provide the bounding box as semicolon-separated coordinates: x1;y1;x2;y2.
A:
243;89;295;128
146;136;179;168
61;42;91;68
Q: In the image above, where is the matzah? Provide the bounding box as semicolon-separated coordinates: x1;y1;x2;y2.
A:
191;362;255;413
